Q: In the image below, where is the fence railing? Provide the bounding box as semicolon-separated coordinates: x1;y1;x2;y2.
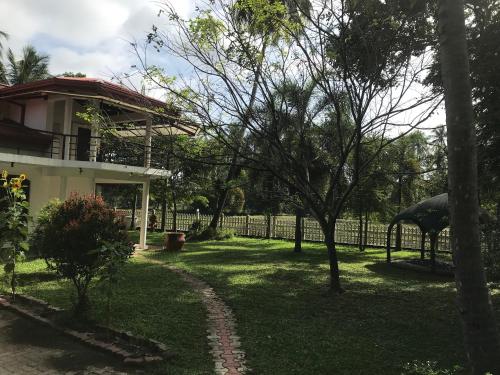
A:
117;210;453;252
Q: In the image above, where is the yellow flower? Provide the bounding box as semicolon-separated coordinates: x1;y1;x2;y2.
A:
1;170;7;179
19;173;27;181
10;178;21;190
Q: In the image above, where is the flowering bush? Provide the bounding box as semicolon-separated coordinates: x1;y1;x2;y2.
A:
0;170;30;298
30;194;133;314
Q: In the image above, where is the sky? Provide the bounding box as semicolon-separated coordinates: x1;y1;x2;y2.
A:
0;0;194;90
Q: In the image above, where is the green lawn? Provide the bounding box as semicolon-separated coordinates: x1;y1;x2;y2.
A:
3;234;499;374
0;254;213;375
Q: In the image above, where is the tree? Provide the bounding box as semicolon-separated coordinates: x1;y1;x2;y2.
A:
0;31;8;83
143;0;440;292
201;0;312;230
438;0;500;372
4;45;50;85
30;194;133;315
59;72;86;78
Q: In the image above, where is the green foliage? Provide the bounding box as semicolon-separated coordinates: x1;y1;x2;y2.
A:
188;11;226;49
29;198;61;259
30;194;133;315
483;226;500;282
59;71;86;77
402;360;463;375
187;220;234;241
188;195;210;212
95;240;132;328
0;170;30;297
4;44;50;85
225;187;245;214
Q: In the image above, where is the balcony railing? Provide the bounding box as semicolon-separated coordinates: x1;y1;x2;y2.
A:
1;127;145;167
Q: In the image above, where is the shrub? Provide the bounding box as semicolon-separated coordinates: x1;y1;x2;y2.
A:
187;220;234;241
402;360;463;375
29;198;61;259
225;187;245;214
30;194;133;315
483;226;500;282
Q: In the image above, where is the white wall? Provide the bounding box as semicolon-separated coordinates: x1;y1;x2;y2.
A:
24;99;48;131
0;164;95;220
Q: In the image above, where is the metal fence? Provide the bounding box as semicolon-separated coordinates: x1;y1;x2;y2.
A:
117;210;452;252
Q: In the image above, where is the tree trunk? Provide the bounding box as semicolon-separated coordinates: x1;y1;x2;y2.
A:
130;186;138;230
439;1;500;372
358;207;364;252
363;211;368;251
395;174;403;251
321;221;343;293
160;197;167;232
294;208;302;253
209;164;241;229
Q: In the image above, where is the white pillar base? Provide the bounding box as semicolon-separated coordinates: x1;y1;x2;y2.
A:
139;178;150;249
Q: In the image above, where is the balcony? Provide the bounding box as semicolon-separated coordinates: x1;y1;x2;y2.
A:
0;123;146;168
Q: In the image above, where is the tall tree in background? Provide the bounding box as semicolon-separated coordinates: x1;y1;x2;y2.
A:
205;0;312;230
438;0;500;372
4;45;49;85
0;31;8;83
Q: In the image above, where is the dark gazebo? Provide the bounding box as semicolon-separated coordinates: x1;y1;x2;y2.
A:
386;193;493;273
387;193;450;273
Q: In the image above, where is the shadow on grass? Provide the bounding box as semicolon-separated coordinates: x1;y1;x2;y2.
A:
0;309;132;373
12;259;214;375
17;271;61;286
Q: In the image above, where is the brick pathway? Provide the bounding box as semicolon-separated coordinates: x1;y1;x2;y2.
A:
0;309;140;375
142;253;248;375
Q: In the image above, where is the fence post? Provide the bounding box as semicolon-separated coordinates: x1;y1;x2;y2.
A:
266;213;272;239
301;217;306;240
220;213;224;229
245;214;250;236
196;209;200;221
272;216;277;238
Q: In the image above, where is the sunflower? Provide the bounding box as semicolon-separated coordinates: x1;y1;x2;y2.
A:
19;173;27;181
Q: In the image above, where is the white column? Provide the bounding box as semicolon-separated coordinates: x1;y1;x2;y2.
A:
63;98;73;160
144;116;152;168
89;99;100;162
45;99;56;158
139;178;151;249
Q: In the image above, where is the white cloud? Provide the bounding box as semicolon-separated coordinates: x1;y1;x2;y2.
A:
0;0;195;81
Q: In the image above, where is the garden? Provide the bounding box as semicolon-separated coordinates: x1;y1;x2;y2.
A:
1;0;500;374
4;231;493;374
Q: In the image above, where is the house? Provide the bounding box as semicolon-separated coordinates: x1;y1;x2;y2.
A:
0;77;197;248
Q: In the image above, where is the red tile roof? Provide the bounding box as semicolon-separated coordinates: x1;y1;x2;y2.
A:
0;77;174;115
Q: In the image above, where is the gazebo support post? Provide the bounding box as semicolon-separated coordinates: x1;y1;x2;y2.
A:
430;233;437;273
386;223;394;263
420;231;426;260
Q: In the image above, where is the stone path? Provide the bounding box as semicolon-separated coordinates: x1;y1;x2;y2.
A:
0;309;140;375
142;252;248;375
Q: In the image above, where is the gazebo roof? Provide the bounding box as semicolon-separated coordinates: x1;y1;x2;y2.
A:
391;193;493;234
392;193;449;233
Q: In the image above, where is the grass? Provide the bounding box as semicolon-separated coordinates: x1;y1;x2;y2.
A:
3;233;499;374
0;255;213;375
137;233;499;374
